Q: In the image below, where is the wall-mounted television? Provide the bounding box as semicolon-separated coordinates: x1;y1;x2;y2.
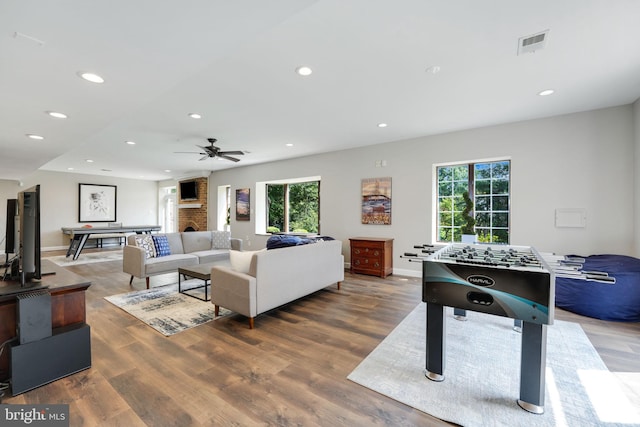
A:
179;180;198;201
18;184;41;285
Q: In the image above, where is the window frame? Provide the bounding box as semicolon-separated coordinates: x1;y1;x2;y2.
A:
434;158;511;244
255;176;321;235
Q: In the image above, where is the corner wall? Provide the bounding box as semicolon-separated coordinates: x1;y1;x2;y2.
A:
210;105;635;276
634;98;640;256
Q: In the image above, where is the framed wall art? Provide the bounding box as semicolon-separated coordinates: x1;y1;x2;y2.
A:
79;183;117;222
361;177;391;225
236;188;250;221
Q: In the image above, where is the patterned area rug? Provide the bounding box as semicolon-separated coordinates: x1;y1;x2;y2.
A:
348;304;640;427
45;250;123;266
104;281;231;336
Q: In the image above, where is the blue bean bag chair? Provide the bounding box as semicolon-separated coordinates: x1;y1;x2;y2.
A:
555;254;640;322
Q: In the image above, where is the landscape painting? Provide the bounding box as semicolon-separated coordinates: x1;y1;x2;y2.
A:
361;177;391;225
236;188;250;221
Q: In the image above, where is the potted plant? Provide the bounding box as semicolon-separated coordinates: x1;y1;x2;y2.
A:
460;191;476;243
224;207;231;231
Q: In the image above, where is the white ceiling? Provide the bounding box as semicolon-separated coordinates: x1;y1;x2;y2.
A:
2;0;640;181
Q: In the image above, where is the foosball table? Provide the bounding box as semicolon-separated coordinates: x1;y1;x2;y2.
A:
419;243;555;414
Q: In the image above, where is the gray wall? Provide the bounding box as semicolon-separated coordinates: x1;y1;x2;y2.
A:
2;171;159;250
209;105;636;276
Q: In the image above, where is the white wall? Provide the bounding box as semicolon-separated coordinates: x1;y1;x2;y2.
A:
209;105;636;276
8;171;159;249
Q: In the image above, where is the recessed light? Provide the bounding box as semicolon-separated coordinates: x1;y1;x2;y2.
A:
86;159;94;163
188;113;202;119
286;143;294;147
164;169;171;173
67;167;74;171
425;65;441;74
295;66;313;76
47;111;67;119
538;89;555;96
125;140;136;145
26;134;44;140
78;72;105;83
377;123;388;128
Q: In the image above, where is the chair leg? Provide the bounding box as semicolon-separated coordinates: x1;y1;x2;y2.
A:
214;306;219;317
248;317;254;329
146;277;150;289
337;281;341;290
129;275;134;285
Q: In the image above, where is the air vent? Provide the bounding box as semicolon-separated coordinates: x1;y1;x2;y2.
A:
517;30;549;55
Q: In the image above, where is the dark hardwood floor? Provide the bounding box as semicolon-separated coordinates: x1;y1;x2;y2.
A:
3;248;639;426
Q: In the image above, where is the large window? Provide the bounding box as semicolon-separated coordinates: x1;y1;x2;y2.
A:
437;160;510;243
267;181;320;233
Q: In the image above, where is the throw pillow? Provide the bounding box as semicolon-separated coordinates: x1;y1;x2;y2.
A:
135;235;157;259
152;235;171;257
212;231;231;249
229;250;256;274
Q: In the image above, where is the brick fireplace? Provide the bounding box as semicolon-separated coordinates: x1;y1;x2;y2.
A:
178;178;208;232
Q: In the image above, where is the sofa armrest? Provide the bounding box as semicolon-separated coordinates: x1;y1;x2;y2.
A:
230;238;242;251
123;245;146;278
210;266;256;318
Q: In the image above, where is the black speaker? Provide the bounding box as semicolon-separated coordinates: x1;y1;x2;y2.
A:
10;323;92;395
16;290;52;344
4;199;17;255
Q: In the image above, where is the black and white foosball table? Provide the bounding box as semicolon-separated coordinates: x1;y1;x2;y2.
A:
420;243;554;414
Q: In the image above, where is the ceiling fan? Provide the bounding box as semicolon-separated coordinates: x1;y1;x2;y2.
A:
175;138;244;162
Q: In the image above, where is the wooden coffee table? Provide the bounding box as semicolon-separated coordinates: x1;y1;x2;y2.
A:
178;260;230;302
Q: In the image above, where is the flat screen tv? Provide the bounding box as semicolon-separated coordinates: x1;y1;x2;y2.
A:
179;180;198;201
18;184;41;285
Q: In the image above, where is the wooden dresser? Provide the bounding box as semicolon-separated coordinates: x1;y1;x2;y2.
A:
349;237;393;278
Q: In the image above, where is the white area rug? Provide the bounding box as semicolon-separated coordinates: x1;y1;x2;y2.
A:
45;250;123;266
105;281;230;336
348;304;640;427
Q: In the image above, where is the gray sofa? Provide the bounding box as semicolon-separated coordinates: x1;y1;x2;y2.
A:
123;230;242;288
210;239;344;328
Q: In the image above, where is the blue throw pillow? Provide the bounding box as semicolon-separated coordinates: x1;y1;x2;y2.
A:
152;235;172;257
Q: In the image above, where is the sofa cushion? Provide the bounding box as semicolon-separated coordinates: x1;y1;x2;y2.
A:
193;249;231;264
145;254;198;275
163;232;184;254
182;231;214;253
135;235;157;259
212;231;231;249
152;235;171;257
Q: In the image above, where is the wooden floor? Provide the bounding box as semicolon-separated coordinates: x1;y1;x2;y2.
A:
3;248;640;426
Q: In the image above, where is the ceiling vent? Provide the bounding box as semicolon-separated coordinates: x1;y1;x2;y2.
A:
517;30;549;55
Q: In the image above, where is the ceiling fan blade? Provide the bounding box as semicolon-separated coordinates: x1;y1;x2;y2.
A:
218;150;244;156
174;151;206;154
199;155;210;161
218;155;241;162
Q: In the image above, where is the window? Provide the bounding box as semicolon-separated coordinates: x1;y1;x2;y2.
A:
216;185;231;231
267;181;320;233
436;160;510;243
